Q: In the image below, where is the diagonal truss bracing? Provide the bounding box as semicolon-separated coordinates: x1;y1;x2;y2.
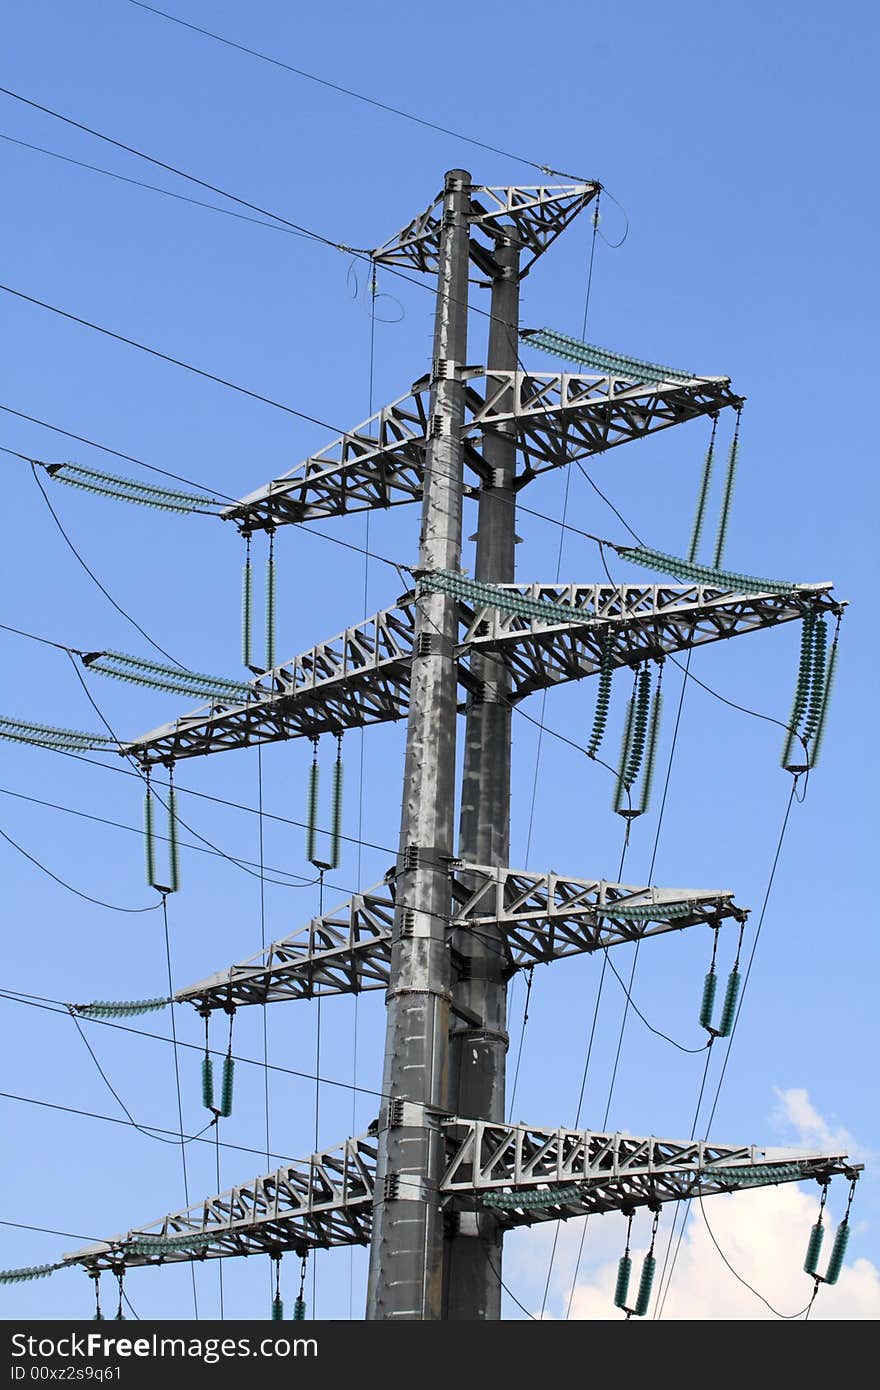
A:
61;1121;855;1272
122;581;840;766
371;182;600;279
175;865;746;1012
222;370;741;531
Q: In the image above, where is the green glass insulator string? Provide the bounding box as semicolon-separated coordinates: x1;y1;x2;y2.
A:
220;1013;235;1118
612;678;637;814
712;412;741;570
75;998;168;1019
824;1221;851;1286
699;968;718;1032
631;1212;660;1317
614;667;652;813
809;632;839;767
634;1252;656;1318
329;735;344;870
804;1222;825;1276
306;740;320;864
242;535;253;668
688;417;717;563
265;532;276;671
201;1014;214;1111
637;672;663;813
167;768;180;893
616;544;797;596
801;617;828;743
781;611;818;768
613;1253;631;1309
587;628;614;758
271;1257;283;1320
144;774;157;888
614;1215;633;1310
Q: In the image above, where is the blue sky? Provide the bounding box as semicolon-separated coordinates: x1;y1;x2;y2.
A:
1;0;877;1320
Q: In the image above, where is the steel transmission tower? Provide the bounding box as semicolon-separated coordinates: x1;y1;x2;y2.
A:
57;170;857;1319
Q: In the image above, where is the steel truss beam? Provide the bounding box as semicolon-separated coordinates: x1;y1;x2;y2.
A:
122;581;839;766
62;1122;855;1272
175;866;745;1012
371;183;600;279
222;370;741;531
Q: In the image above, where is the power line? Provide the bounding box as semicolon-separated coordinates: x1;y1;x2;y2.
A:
0;988;390;1102
0;1088;305;1165
654;779;799;1317
0;283;345;431
123;0;581;177
30;462;185;665
0;87;353;251
0;823;161;913
0;407;239;498
0;130;311;240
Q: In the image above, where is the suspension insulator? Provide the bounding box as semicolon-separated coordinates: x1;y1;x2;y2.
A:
329;752;343;870
220;1054;235;1118
271;1294;284;1320
809;640;838;768
699;969;718;1031
613;695;636;813
168;781;180;893
587;632;614;759
144;786;156;888
804;1221;825;1275
717;967;741;1038
688;431;716;564
824;1221;850;1286
306;753;320;864
242;551;253;667
638;686;663;813
292;1296;306;1320
265;544;276;671
634;1252;656;1318
614;1253;632;1309
712;426;740;570
201;1055;214;1110
781;612;817;768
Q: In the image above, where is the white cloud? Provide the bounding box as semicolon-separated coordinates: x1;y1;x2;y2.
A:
509;1090;878;1320
772;1087;863;1160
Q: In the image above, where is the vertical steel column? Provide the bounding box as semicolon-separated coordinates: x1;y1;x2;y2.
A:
366;170;471;1321
444;239;520;1319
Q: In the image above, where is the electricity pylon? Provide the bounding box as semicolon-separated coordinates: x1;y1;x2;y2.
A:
61;170;856;1318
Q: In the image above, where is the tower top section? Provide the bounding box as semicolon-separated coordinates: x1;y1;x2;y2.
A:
372;181;600;279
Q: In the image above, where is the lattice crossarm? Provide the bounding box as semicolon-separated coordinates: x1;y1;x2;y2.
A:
439;1120;857;1226
176;881;399;1011
62;1136;379;1272
174;864;744;1013
219;369;742;534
